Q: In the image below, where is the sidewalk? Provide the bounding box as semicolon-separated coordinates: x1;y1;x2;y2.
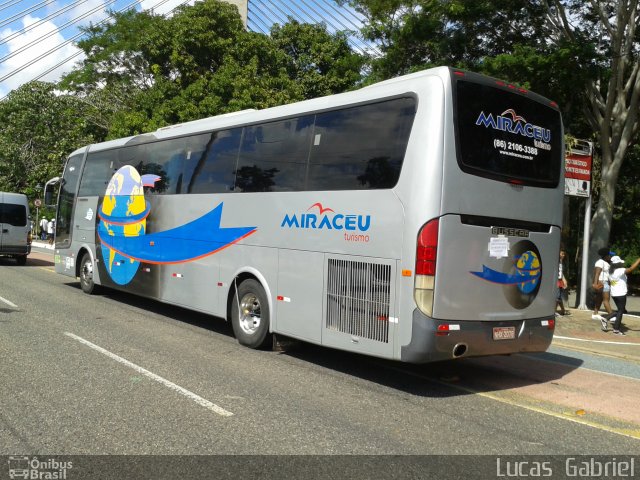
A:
31;240;54;250
554;299;640;363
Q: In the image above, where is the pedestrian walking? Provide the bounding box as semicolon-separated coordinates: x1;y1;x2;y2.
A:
592;247;614;321
39;216;47;240
603;255;640;335
556;249;571;316
47;218;54;245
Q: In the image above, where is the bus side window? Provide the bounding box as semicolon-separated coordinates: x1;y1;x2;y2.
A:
235;115;314;192
143;138;186;195
308;98;416;191
187;129;241;194
78;150;117;197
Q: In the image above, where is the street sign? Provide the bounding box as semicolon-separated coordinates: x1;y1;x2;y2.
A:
34;199;41;207
564;140;592;197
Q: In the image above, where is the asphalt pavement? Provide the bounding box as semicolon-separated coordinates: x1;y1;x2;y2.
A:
9;244;640;458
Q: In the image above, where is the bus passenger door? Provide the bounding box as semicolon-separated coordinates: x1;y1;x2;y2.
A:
275;249;323;343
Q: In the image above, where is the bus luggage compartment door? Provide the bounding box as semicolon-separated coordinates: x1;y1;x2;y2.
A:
275;249;323;343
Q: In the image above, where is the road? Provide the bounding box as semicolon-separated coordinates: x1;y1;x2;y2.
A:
1;248;639;477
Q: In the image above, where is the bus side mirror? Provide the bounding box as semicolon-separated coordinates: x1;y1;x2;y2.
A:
44;176;61;207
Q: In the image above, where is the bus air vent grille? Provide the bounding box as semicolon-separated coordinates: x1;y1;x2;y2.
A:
326;259;391;343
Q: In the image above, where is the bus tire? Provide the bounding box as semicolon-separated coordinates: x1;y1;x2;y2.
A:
231;279;272;349
79;253;99;295
15;255;27;266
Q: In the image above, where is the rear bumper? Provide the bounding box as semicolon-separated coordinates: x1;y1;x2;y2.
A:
0;245;30;256
400;309;554;363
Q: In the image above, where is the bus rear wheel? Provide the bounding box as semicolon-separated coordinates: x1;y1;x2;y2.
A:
15;255;27;266
79;253;98;294
231;279;272;349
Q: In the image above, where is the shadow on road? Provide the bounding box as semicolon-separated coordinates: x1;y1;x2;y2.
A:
278;339;584;399
0;254;52;268
63;280;235;340
58;278;583;398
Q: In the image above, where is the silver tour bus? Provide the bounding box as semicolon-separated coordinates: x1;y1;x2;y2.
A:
53;67;563;363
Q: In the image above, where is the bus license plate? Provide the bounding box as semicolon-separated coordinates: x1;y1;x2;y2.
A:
493;326;516;340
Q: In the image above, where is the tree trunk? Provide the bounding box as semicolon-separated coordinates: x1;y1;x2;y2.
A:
587;139;626;286
588;169;615;276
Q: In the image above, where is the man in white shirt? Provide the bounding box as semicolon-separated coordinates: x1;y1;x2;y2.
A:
47;219;54;245
605;255;640;335
39;216;47;240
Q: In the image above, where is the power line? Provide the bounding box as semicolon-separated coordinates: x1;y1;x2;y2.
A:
308;0;378;55
0;0;57;29
0;0;146;84
0;0;378;98
0;0;90;47
0;0;123;66
0;0;194;99
248;0;372;56
0;0;24;14
246;5;271;36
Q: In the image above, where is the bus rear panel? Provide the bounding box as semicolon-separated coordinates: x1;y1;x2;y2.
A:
403;70;562;362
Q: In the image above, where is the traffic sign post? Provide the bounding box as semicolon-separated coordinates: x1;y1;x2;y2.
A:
564;140;593;309
34;199;41;238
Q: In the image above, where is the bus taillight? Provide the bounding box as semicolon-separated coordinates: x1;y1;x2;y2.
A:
415;218;439;317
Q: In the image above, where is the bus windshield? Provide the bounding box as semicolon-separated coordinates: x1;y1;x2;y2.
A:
453;77;562;188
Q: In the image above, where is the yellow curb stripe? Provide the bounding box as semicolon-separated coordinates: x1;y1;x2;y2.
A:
472;389;640;441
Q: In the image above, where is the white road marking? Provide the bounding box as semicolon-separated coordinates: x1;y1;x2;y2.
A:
64;332;233;417
0;296;17;308
554;335;640;346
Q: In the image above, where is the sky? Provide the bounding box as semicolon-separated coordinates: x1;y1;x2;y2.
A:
0;0;369;99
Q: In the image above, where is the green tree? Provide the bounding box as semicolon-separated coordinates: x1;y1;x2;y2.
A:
61;0;363;137
0;82;95;196
348;0;640;269
343;0;546;81
270;20;364;98
542;1;640;273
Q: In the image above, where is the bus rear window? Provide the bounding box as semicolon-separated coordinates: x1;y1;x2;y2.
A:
454;79;562;187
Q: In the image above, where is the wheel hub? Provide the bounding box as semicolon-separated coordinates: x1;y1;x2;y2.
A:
239;293;261;334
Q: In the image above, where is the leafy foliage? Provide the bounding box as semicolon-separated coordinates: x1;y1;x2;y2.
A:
0;0;364;204
0;82;95;196
61;1;364;137
344;0;547;81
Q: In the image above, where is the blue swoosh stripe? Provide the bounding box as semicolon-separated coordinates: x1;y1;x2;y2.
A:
98;203;256;264
471;265;540;285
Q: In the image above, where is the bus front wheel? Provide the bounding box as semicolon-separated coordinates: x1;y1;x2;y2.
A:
79;254;98;294
231;279;272;349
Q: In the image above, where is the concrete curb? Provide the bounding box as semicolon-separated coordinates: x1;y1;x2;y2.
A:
31;241;54;250
553;307;640;362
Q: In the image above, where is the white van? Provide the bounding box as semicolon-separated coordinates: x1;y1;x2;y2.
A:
0;192;31;265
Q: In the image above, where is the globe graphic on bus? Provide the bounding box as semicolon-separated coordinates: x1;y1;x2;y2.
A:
99;165;152;285
514;250;541;294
